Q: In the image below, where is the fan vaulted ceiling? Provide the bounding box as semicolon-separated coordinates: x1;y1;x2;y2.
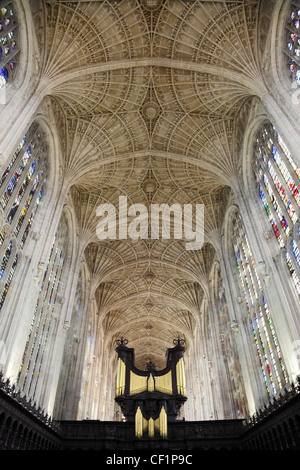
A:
38;0;263;369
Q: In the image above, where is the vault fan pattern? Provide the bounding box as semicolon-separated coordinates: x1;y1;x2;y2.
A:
37;0;263;369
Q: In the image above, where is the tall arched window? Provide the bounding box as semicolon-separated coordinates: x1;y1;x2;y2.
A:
286;1;300;86
0;2;19;89
0;121;47;311
213;264;248;418
232;211;288;399
17;214;69;399
254;122;300;295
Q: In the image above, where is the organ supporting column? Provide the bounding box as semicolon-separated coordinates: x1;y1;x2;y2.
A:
115;337;187;439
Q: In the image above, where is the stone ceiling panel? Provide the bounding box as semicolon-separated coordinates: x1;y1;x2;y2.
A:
36;0;261;366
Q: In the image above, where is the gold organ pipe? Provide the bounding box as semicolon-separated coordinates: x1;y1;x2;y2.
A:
116;358;120;396
130;370;148;395
120;358;126;395
135;407;143;438
181;357;186;395
159;406;167;438
143;417;148;432
155;370;172;394
155;417;160;432
176;358;186;395
148;418;155;438
176;359;182;395
148;373;155;392
116;358;126;396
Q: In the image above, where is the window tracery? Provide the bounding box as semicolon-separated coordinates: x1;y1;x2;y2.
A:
254;123;300;295
286;1;300;86
0;1;19;89
17;214;69;398
232;212;288;398
0;122;47;311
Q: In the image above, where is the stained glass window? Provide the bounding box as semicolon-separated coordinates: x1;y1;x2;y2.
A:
0;1;19;89
17;215;69;398
254;123;300;295
232;212;288;398
0;122;47;311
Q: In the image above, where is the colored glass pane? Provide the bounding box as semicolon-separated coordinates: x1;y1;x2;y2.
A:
232;213;287;397
286;2;300;85
254;123;300;297
0;123;47;312
0;1;18;88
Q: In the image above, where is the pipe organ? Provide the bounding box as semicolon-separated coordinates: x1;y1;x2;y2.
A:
115;337;187;439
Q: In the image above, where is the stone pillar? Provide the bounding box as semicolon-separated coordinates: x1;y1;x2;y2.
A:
38;238;84;414
219;214;267;413
55;273;92;420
